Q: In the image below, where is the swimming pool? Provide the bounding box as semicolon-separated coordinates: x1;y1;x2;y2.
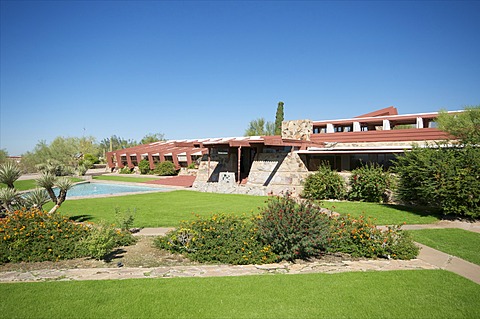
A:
54;182;169;199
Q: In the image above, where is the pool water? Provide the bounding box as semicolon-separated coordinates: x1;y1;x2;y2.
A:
54;182;168;198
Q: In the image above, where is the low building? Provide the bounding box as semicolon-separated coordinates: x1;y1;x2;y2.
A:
106;106;459;195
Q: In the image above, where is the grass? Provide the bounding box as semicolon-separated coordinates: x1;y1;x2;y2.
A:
0;177;84;191
41;191;445;228
46;190;268;227
322;200;441;225
93;175;161;183
0;270;478;319
409;228;480;266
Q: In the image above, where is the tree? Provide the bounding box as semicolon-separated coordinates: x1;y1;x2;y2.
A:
275;101;284;135
0;161;22;188
244;118;275;136
99;135;138;152
141;132;166;145
436;106;480;145
36;173;73;214
0;149;8;164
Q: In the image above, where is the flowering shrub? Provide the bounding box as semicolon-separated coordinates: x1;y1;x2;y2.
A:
348;164;393;203
154;214;276;265
0;208;90;263
328;214;418;259
302;163;346;200
255;194;331;261
0;208;136;263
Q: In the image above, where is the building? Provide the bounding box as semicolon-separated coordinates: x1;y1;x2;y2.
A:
106;106;458;196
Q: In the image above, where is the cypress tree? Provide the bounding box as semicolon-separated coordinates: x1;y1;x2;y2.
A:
275;101;284;135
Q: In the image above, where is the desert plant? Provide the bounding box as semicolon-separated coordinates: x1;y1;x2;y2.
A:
302;163;346;200
153;161;177;176
327;215;419;259
114;207;136;231
23;188;50;210
0;187;23;213
256;194;331;261
348;164;392;202
0;161;22;189
119;167;133;174
155;213;276;265
0;208;91;263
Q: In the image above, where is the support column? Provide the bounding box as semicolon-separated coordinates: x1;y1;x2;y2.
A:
237;146;242;184
147;153;155;169
126;153;133;168
115;153;124;168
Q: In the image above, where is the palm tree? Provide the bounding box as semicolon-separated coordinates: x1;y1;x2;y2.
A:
0;161;22;189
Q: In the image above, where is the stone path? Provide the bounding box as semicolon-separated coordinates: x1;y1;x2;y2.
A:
1;221;479;284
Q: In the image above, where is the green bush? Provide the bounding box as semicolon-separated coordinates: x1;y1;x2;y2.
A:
302;163;346;200
0;208;90;263
154;214;277;265
328;215;419;259
83;154;100;166
153;161;177;176
138;159;151;175
119;166;133;174
348;164;392;202
0;208;136;263
394;144;480;218
255;194;331;261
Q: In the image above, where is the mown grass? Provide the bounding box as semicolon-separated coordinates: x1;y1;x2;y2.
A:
322;200;441;225
47;190;268;227
0;270;478;319
409;228;480;265
93;175;160;183
43;191;446;228
1;177;84;191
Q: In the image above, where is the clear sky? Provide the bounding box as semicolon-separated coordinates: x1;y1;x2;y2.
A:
1;1;479;156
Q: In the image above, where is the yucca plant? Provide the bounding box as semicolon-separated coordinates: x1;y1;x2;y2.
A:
0;187;22;213
0;161;22;189
23;188;51;210
36;173;73;214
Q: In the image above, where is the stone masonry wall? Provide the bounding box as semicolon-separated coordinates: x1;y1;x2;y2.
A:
281;120;313;141
193;151;311;196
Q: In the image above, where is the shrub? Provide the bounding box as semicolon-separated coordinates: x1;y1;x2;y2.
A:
0;208;90;263
255;194;331;261
348;164;393;202
0;208;136;263
119;166;133;174
83;154;100;166
154;214;276;265
153;161;177;176
138;159;151;175
81;222;135;259
114;207;136;231
328;215;419;259
394;144;480;218
302;163;346;200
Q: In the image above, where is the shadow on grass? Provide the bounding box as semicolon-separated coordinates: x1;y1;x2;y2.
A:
69;214;94;222
380;203;443;220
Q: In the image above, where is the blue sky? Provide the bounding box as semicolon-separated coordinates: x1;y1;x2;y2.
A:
1;1;479;156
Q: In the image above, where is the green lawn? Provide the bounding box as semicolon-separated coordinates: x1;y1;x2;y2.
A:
322;200;441;225
41;191;445;228
46;190;268;227
1;177;84;191
0;270;478;319
409;228;480;265
93;175;161;183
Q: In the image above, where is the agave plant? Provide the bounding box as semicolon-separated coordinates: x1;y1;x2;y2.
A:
0;161;22;189
0;187;23;213
23;188;51;210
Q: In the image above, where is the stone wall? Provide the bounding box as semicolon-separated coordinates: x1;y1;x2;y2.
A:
193;151;311;196
281;120;313;141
